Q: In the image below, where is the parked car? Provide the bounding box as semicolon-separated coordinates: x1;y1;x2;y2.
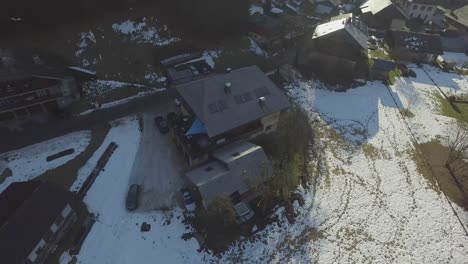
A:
166;112;178;128
233;201;255;224
154;116;169;133
126;184;141;211
181;189;196;212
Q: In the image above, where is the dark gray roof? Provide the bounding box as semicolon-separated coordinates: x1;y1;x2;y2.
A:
0;181;73;264
372;59;396;71
389;30;443;54
186;142;272;205
175;66;290;138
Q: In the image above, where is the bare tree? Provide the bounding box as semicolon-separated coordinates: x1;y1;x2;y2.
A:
446;123;468;176
206;196;237;227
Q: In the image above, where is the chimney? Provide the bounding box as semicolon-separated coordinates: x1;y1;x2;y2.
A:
224;82;232;94
258;96;266;107
226;67;231;73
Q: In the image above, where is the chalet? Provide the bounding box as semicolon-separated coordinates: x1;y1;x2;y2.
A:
186;142;272;208
387;30;443;62
298;13;369;81
173;66;290;166
394;0;440;24
359;0;408;29
0;181;77;264
0;65;80;121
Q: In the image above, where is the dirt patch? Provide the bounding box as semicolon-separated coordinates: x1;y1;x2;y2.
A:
0;168;13;184
418;140;468;210
37;124;110;189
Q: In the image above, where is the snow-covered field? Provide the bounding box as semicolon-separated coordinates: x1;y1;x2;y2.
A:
111;17;180;46
0;131;91;192
68;66;468;263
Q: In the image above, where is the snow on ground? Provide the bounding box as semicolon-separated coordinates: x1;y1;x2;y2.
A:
0;131;91;192
76;117;201;264
438;52;468;70
249;37;267;56
80;79;164;98
76;31;96;56
79;89;166;116
250;5;264;15
419;64;468;96
144;71;167;83
389;66;456;142
111;17;180;46
68;66;96;75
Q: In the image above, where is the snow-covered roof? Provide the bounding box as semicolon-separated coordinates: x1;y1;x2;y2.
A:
438;52;468;69
313;14;368;50
390;30;442;54
360;0;392;15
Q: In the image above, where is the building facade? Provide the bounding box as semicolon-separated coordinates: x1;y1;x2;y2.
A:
0;70;80;121
0;181;77;264
394;0;439;23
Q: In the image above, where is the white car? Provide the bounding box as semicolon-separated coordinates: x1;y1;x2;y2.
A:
181;190;196;212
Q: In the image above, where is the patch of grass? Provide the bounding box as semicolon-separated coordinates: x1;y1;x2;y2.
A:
400;108;415;118
44;200;91;264
434;93;468;123
362;143;381;159
37;124;110;189
369;49;391;60
418;140;468;210
388;68;402;85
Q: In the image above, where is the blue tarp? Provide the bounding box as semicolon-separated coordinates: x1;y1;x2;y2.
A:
185;118;207;136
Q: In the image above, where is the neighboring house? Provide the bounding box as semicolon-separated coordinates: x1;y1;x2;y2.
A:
370;59;397;80
359;0;408;29
311;0;342;15
298;13;369;81
173;65;290;166
0;65;80;121
394;0;439;23
186;142;272;207
0;181;77;264
443;4;468;32
387;30;443;62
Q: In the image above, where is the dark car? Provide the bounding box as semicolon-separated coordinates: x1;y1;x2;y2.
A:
154;116;169;133
126;184;140;211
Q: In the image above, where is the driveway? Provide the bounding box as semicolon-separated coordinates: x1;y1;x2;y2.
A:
128;108;187;211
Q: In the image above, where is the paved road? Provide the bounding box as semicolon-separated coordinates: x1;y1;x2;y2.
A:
0;90;174;153
128;110;187;211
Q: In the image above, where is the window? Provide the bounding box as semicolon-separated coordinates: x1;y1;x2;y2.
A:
265;125;273;131
55;214;64;226
43;229;53;243
420;5;425;11
412;4;418;10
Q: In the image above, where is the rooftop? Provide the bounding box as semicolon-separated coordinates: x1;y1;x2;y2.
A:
313;14;369;50
175;66;290;138
0;181;73;264
360;0;393;15
186;142;272;205
445;5;468;28
389;30;443;54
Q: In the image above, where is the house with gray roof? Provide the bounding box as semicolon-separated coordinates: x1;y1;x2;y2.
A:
0;181;77;264
298;13;369;82
387;30;443;62
359;0;408;29
186;142;272;207
173;65;290;166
